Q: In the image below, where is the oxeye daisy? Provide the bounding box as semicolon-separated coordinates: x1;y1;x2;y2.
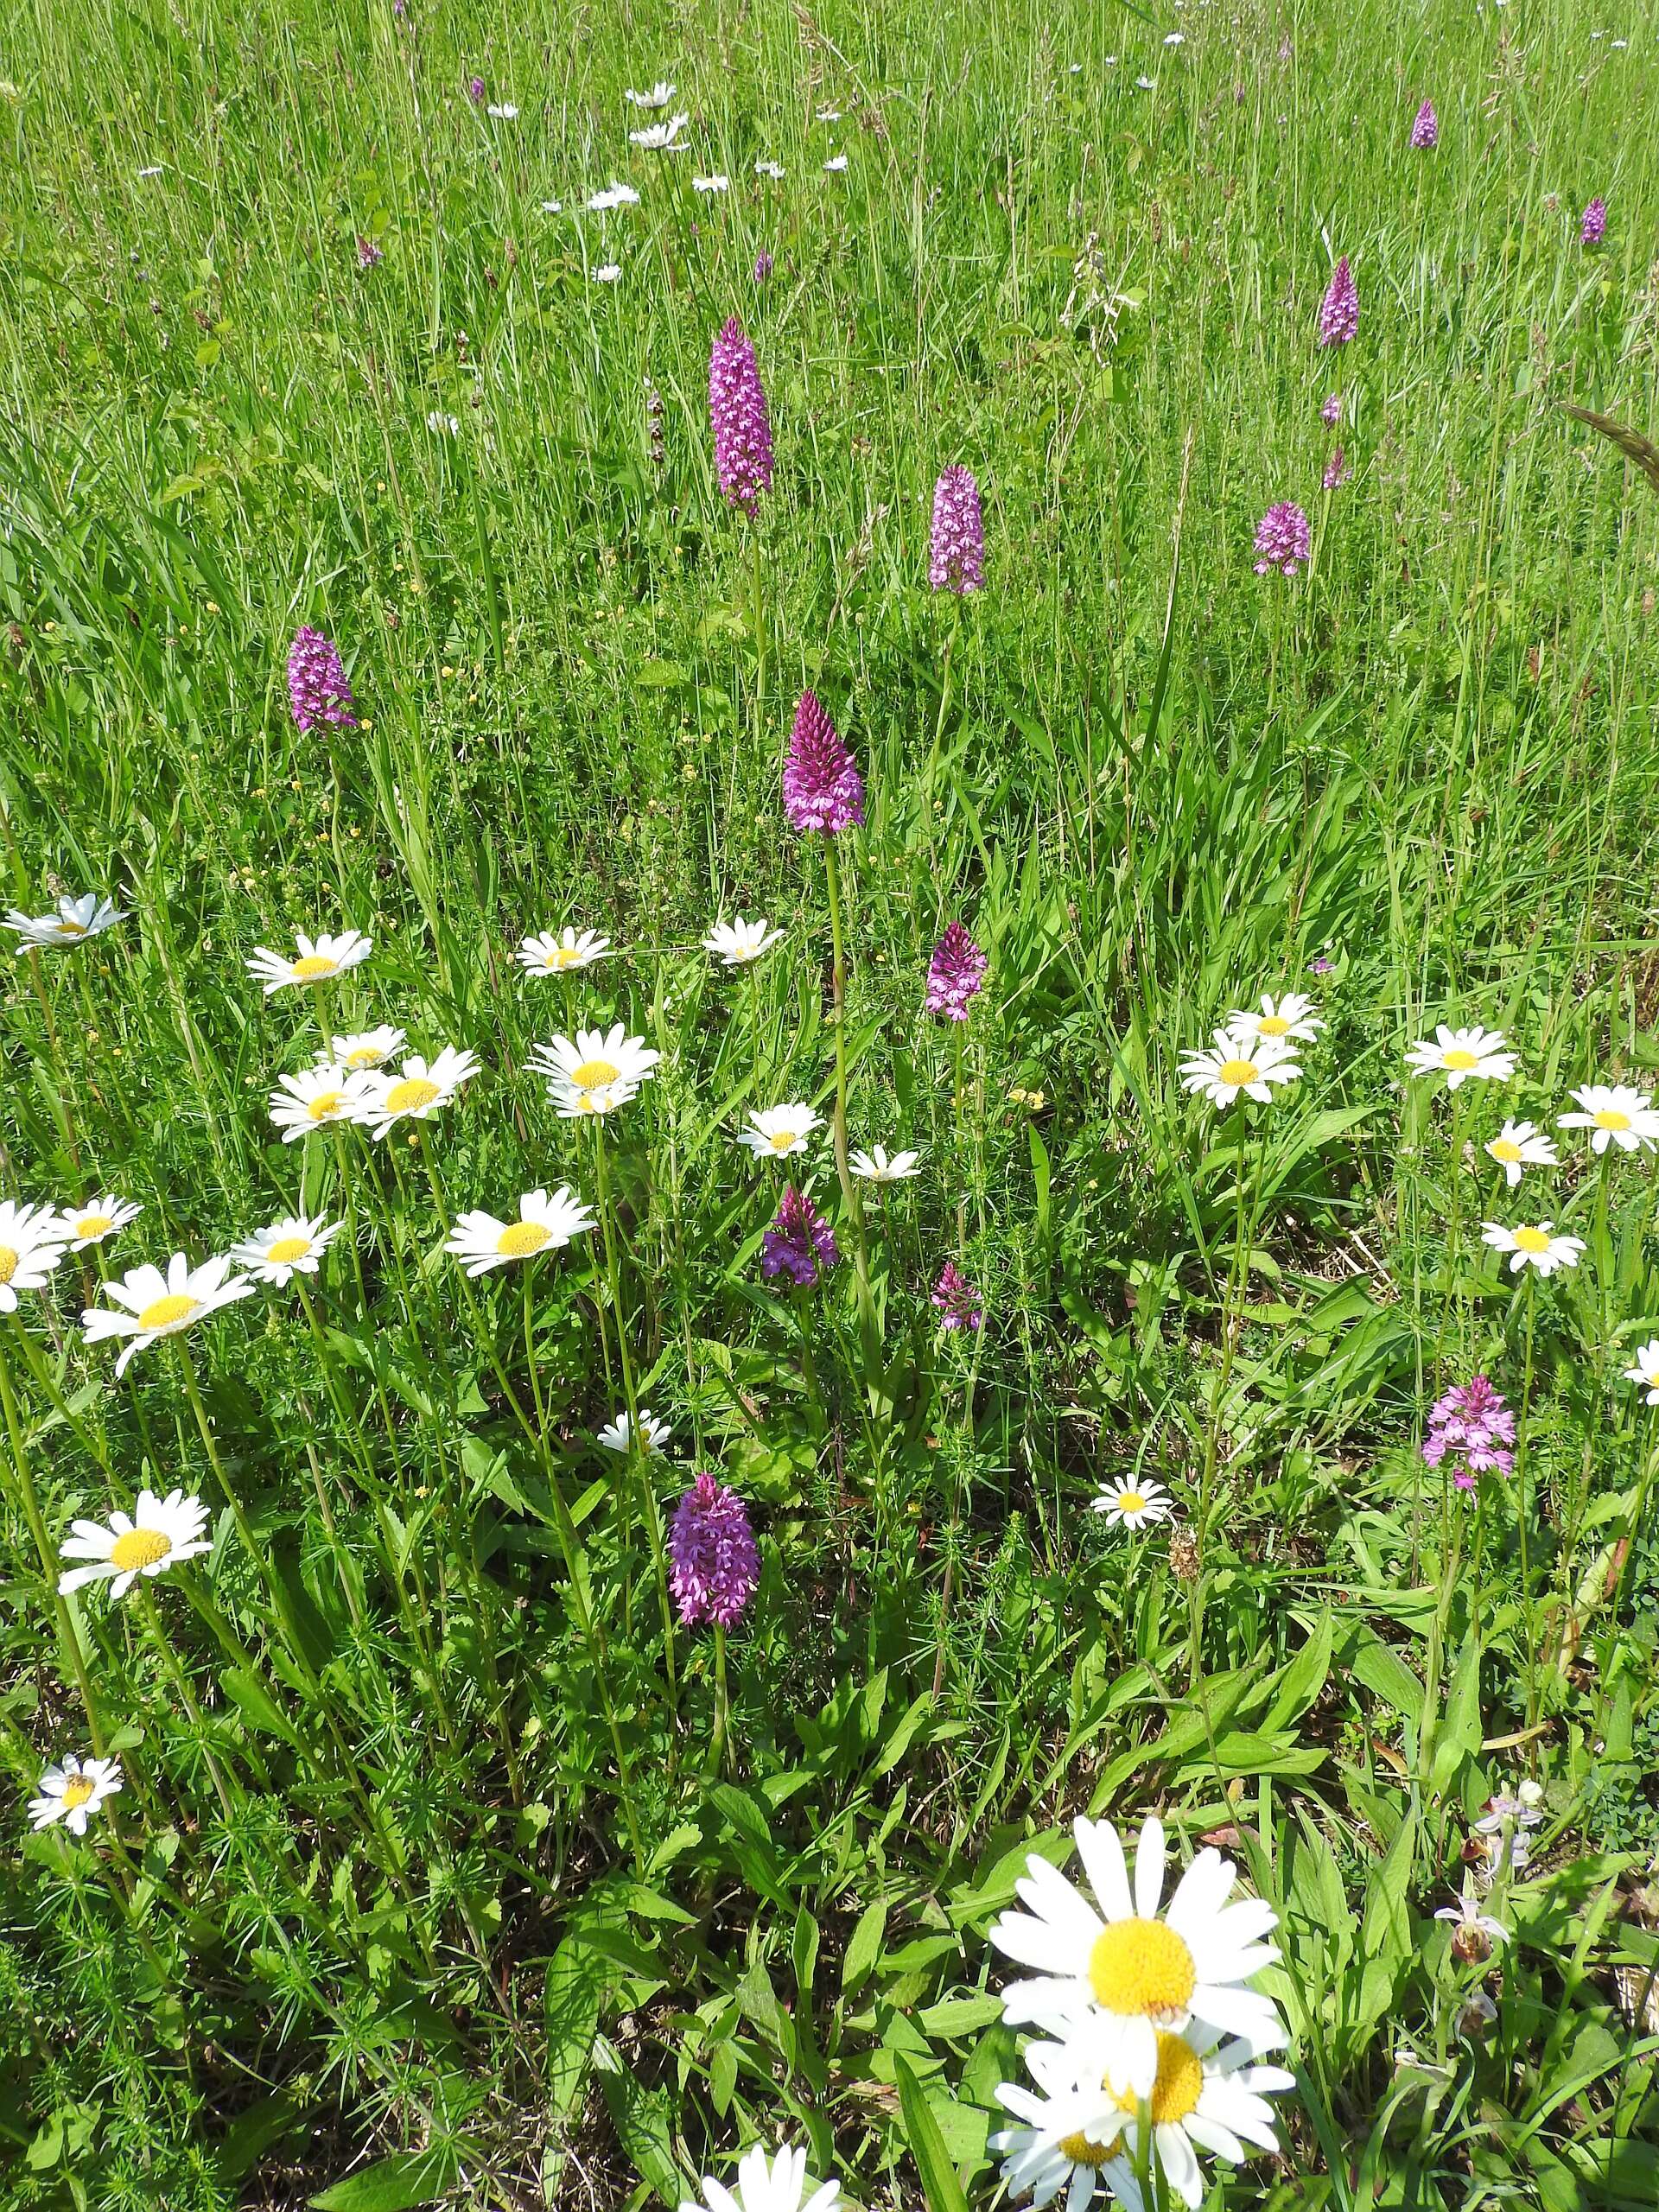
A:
849;1145;921;1183
738;1105;822;1160
444;1186;596;1275
28;1753;124;1837
57;1195;143;1249
1624;1339;1659;1402
269;1063;377;1141
988;1815;1284;2096
629;112;690;149
229;1214;343;1287
704;916;785;966
245;929;372;996
3;893;125;951
989;2065;1139;2212
624;80;676;109
356;1047;480;1141
326;1025;405;1071
597;1407;672;1456
549;1077;641;1119
518;927;613;976
530;1027;660;1100
679;2141;837;2212
1479;1221;1586;1277
1484;1120;1558;1187
81;1254;255;1374
1226;992;1323;1046
1556;1083;1659;1155
1091;1475;1173;1529
1404;1025;1516;1090
1178;1030;1300;1109
58;1486;213;1598
0;1201;70;1309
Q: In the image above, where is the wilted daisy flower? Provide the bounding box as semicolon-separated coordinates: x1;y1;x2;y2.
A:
1622;1339;1659;1402
1411;99;1439;148
849;1145;921;1183
1480;1222;1586;1277
28;1754;124;1837
59;1487;213;1599
327;1025;405;1071
1092;1475;1173;1529
597;1407;672;1455
629;112;690;149
738;1105;823;1159
1484;1120;1557;1187
82;1255;254;1375
1318;255;1358;345
1581;195;1607;245
624;80;676;109
668;1474;760;1627
784;690;863;834
926;922;989;1020
269;1063;376;1141
932;1261;984;1331
1405;1024;1516;1090
246;929;372;996
988;1814;1284;2096
4;893;125;951
1556;1083;1659;1154
705;916;785;966
357;1047;480;1141
58;1195;143;1250
1179;1030;1300;1108
446;1186;595;1275
930;466;985;593
709;317;774;518
760;1186;839;1286
0;1202;69;1310
518;927;612;976
230;1215;343;1287
531;1027;660;1105
1252;503;1310;576
287;626;356;732
1227;991;1323;1046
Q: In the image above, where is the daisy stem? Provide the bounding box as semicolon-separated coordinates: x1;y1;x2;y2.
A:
0;1333;104;1752
1514;1277;1541;1731
1443;1084;1467;1378
1132;2098;1161;2212
9;1316;113;1478
19;944;83;1170
823;836;876;1363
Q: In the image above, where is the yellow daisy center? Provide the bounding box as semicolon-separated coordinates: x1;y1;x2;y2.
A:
266;1236;312;1264
1107;2033;1205;2125
1058;2133;1115;2169
289;954;339;981
0;1245;17;1286
111;1526;172;1571
1442;1048;1479;1071
552;946;582;969
1594;1107;1632;1132
75;1214;113;1238
1217;1058;1258;1088
59;1777;96;1809
769;1131;798;1152
1117;1491;1146;1515
137;1292;200;1332
344;1046;384;1068
1088;1918;1197;2020
308;1090;346;1120
1489;1139;1522;1163
384;1077;440;1115
497;1220;552;1257
1512;1226;1551;1255
570;1058;620;1088
1255;1014;1291;1036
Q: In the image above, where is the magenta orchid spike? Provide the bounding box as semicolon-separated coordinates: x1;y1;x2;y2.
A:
287;627;357;732
668;1473;760;1626
709;316;774;517
929;466;985;594
1410;99;1439;149
925;922;988;1020
1318;256;1358;346
1422;1376;1516;1493
931;1261;984;1332
783;690;864;835
760;1185;840;1287
1580;196;1607;245
1253;503;1310;576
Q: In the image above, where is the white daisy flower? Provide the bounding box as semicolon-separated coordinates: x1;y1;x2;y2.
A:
823;155;849;172
229;1214;343;1287
1226;991;1323;1046
444;1186;595;1275
0;1201;70;1310
754;159;786;179
549;1077;642;1119
245;929;372;996
692;173;730;193
531;1027;660;1099
594;264;622;283
624;81;676;109
4;893;125;951
1479;1221;1586;1277
988;1815;1284;2097
58;1195;143;1250
428;410;460;436
82;1254;255;1375
596;1407;672;1455
704;916;785;966
1164;29;1185;41
486;101;518;118
1623;1339;1659;1402
1404;1024;1516;1090
816;105;842;121
28;1753;124;1837
1091;1475;1173;1529
356;1047;481;1141
1484;1120;1558;1188
58;1486;213;1598
541;198;564;213
269;1063;377;1142
1556;1083;1659;1154
630;113;690;149
737;1105;822;1159
327;1025;406;1071
518;928;612;976
679;2141;838;2212
1178;1030;1300;1109
849;1146;921;1183
588;181;641;211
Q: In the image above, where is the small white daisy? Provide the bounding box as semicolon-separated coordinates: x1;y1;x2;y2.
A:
230;1214;343;1287
28;1754;124;1837
4;893;125;952
704;916;785;966
849;1145;922;1183
1622;1339;1659;1402
531;1026;660;1101
630;113;690;149
1556;1083;1659;1155
692;173;730;194
594;264;622;283
1091;1475;1173;1529
245;929;372;996
327;1025;406;1071
1226;991;1323;1046
486;101;518;118
754;159;786;179
445;1186;596;1275
356;1047;480;1141
269;1063;377;1142
588;181;641;211
1178;1030;1300;1109
0;1201;69;1310
679;2142;838;2212
550;1077;642;1119
518;928;612;976
59;1487;213;1598
596;1407;672;1456
737;1105;822;1159
624;81;676;109
823;154;849;172
57;1195;143;1250
1484;1120;1558;1188
82;1254;255;1375
541;197;564;213
1479;1221;1586;1278
1405;1024;1516;1090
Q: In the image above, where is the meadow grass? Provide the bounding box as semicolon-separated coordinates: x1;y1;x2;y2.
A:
3;0;1659;2206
